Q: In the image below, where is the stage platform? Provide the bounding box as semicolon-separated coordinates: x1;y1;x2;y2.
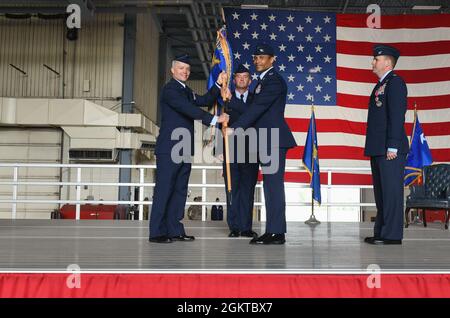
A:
1;220;450;298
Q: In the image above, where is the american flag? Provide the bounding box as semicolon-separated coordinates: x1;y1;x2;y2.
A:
224;8;450;185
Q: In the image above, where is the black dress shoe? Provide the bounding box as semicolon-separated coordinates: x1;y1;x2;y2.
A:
228;230;240;237
364;236;380;243
262;233;286;245
249;233;270;244
366;238;402;245
149;236;172;243
240;230;258;238
171;235;195;241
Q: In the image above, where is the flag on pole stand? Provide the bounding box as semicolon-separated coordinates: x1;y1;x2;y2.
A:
404;106;433;187
302;104;322;225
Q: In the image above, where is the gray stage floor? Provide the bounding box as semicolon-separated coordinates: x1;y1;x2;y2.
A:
0;220;449;272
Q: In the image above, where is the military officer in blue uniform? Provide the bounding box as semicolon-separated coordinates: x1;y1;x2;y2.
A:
220;64;259;238
364;44;409;245
226;44;297;245
149;54;230;243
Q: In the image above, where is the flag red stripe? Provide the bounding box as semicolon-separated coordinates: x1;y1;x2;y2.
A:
284;172;372;185
337;66;450;84
330;173;372;185
337;93;450;110
336;93;369;109
337;14;450;29
337;40;450;56
272;172;372;185
284;172;373;185
288;118;367;134
288;146;366;160
287;118;450;136
406;123;450;136
288;146;450;162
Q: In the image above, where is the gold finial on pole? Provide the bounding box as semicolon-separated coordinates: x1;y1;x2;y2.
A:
413;101;418;123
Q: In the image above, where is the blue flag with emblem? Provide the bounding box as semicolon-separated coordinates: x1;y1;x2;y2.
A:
206;25;233;149
302;107;321;204
404;110;433;186
208;25;234;110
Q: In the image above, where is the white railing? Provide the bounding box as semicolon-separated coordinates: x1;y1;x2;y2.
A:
0;163;375;220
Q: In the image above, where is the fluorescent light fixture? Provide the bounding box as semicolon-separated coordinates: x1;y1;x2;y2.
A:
412;5;441;10
241;5;269;9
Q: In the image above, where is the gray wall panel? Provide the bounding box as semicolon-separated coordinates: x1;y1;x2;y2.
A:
133;12;160;123
0;14;124;105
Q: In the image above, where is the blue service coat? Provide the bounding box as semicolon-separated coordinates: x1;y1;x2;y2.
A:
364;71;409;156
155;79;220;156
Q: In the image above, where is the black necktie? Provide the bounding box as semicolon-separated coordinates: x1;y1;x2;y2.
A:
240;93;244;102
253;76;261;94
